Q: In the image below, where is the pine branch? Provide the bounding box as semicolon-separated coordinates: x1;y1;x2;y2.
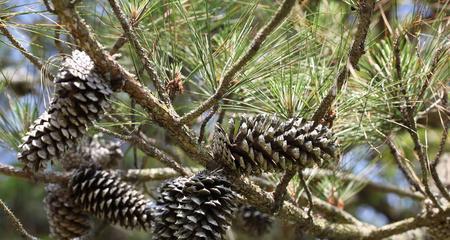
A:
0;198;37;240
51;0;214;168
363;208;450;240
45;1;450;239
0;19;43;69
312;0;375;123
109;32;128;55
402;103;442;208
95;123;191;176
0;163;68;183
272;169;296;213
387;137;425;194
180;0;298;124
198;104;219;144
297;195;364;225
108;0;171;104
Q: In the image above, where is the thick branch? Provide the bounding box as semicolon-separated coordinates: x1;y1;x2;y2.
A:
312;0;374;123
180;0;297;124
363;208;450;240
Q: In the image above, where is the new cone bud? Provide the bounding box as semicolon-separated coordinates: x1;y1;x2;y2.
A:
18;50;112;171
153;171;238;240
44;184;91;240
69;166;152;230
213;114;338;174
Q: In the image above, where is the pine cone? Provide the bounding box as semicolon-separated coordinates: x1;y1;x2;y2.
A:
153;177;190;239
234;205;273;236
69;166;152;230
213;114;338;174
18;50;112;171
153;171;238;240
61;134;122;170
44;184;91;240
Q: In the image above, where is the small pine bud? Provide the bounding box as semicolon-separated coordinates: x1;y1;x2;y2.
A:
213;114;338;175
69;166;152;230
44;184;91;240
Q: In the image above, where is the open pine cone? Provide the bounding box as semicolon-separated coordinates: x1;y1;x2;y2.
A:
69;166;152;230
18;50;112;171
153;171;238;240
44;184;91;240
213;114;338;175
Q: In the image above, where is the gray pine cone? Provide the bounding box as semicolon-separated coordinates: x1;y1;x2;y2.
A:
44;184;91;240
213;114;338;175
234;205;273;236
70;166;152;230
153;171;238;240
18;50;112;171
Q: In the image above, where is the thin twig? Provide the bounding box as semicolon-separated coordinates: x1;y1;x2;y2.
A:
297;195;364;225
108;0;171;104
180;0;297;124
0;198;37;240
414;46;446;109
272;169;296;213
386;137;425;194
0;163;68;183
429;89;450;200
299;170;314;219
109;32;128;55
0;20;43;69
95;121;191;176
198;104;219;144
312;0;374;123
404;111;442;209
217;108;226;125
